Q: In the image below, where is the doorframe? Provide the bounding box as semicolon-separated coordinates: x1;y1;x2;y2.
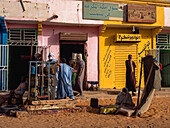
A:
0;45;9;91
59;41;88;90
160;49;170;87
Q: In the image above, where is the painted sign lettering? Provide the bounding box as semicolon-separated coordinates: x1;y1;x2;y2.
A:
138;41;150;63
83;1;124;21
114;34;141;42
138;41;150;56
127;4;156;23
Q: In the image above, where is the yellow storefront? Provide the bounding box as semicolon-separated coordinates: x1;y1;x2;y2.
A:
99;6;164;89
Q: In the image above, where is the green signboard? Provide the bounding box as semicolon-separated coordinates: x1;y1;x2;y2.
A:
83;1;124;21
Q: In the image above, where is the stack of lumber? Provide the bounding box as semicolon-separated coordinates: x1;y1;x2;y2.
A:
25;99;75;111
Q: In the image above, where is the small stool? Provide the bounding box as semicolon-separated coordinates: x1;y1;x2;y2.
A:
87;81;99;91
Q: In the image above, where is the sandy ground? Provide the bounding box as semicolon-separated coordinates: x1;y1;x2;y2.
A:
0;96;170;128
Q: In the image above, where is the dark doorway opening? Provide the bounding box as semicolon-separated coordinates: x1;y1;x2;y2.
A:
8;46;36;90
60;42;88;90
60;43;85;64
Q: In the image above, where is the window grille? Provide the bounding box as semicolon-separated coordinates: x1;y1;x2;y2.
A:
8;28;37;45
156;33;169;44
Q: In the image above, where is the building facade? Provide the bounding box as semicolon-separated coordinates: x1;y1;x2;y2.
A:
0;0;102;90
0;0;168;90
99;4;164;89
156;7;170;87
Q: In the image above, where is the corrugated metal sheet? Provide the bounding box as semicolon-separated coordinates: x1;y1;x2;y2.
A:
114;43;138;88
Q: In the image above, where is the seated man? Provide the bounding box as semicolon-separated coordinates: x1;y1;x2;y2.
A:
115;87;135;107
114;87;136;117
99;88;135;116
12;76;27;98
0;76;28;106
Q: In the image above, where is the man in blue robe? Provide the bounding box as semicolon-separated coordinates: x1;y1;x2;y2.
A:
57;58;74;100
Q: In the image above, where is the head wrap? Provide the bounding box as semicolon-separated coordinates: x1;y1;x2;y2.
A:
122;87;128;93
49;52;55;60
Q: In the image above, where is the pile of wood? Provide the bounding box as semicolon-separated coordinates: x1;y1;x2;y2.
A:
10;106;87;117
25;99;75;111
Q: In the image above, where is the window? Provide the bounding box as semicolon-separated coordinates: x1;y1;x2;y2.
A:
156;33;170;44
8;28;37;45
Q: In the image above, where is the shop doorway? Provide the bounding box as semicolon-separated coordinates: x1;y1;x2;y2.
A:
60;43;85;64
8;46;36;90
160;50;170;87
60;42;87;90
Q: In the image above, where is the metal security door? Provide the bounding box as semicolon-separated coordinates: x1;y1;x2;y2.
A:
114;43;138;88
0;45;8;91
160;50;170;87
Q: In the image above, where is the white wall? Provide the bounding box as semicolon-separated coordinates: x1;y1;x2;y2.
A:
0;0;103;25
165;7;170;27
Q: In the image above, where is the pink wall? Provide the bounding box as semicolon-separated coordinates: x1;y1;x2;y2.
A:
7;23;37;28
42;25;99;81
6;22;99;81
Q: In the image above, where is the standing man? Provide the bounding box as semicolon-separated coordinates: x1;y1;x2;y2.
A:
75;53;85;96
57;58;74;100
125;54;136;96
47;52;58;63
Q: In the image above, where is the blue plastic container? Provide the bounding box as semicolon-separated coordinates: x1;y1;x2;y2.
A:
31;66;35;74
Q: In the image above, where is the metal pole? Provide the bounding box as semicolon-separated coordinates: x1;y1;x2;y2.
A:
41;62;44;96
7;45;9;91
52;63;56;100
4;45;6;91
31;37;33;61
0;46;1;66
20;0;25;12
2;46;4;91
2;69;4;91
48;62;50;98
28;61;31;102
0;45;1;90
5;45;6;66
137;58;143;107
35;62;38;101
1;70;3;90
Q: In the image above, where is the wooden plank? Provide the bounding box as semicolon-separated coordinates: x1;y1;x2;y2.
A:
25;103;75;111
25;105;59;111
32;99;73;105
